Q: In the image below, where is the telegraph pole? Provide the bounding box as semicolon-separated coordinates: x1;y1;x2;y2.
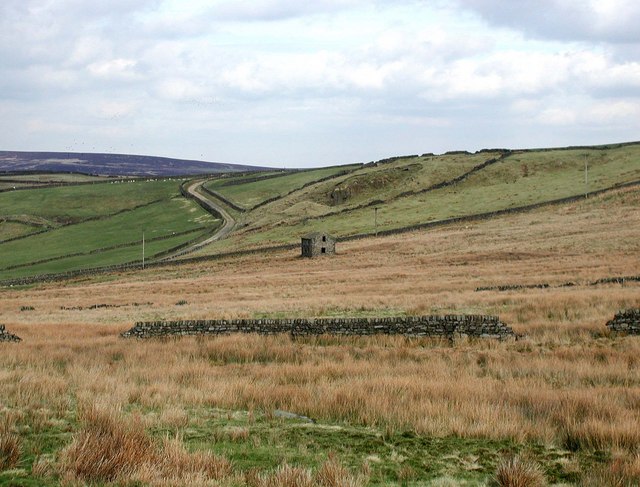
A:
142;231;145;269
584;154;589;199
374;207;379;236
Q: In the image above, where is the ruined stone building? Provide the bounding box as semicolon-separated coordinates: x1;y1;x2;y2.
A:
301;232;335;258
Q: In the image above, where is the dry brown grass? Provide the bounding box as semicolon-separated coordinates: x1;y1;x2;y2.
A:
59;405;233;484
0;432;21;471
245;457;367;487
494;455;547;487
580;452;640;486
1;187;638;331
0;186;639;483
2;326;639;454
59;406;156;482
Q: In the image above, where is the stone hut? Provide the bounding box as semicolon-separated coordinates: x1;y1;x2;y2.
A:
301;232;335;258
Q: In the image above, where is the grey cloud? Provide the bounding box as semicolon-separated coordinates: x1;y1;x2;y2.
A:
457;0;640;43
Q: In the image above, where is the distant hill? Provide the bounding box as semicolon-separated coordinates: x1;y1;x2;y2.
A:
0;151;269;176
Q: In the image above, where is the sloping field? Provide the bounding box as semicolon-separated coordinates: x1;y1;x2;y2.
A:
203;165;361;209
1;185;638;485
0;220;39;241
0;179;183;223
0;179;220;280
190;143;640;255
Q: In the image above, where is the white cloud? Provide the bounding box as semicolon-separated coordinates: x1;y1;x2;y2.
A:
537;107;578;126
154;78;207;102
87;59;140;80
94;101;138;119
587;99;640;122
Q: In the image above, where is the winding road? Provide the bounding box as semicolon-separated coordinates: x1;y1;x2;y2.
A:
158;179;236;261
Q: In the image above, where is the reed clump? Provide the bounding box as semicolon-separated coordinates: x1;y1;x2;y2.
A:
58;406;232;484
0;432;21;471
493;455;546;487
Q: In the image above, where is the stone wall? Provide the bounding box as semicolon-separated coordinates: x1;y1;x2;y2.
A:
121;315;516;340
606;309;640;335
0;324;21;342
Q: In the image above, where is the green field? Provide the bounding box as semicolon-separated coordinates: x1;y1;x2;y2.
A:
204;165;361;209
0;179;219;281
0;230;212;280
1;402;588;487
0;221;40;241
0;179;181;224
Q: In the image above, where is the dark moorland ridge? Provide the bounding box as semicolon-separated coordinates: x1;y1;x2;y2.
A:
0;151;270;177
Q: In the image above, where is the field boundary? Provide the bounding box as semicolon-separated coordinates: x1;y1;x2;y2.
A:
198;185;248;213
121;314;516;340
200;166;363;212
0;324;21;342
0;198;167;246
0;226;208;273
476;276;640;292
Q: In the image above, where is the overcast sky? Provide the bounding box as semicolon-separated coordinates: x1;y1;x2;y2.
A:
1;0;639;168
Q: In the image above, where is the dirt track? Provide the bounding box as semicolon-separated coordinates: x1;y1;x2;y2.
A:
159;180;236;260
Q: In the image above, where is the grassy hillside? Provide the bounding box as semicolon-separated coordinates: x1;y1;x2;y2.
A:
203;165;361;209
1;142;638;281
0;179;220;280
190;143;640;255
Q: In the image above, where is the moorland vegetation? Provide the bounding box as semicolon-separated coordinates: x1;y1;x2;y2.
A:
0;178;639;485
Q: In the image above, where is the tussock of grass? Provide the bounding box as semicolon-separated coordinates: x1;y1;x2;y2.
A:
0;432;22;471
59;406;232;484
59;406;155;482
245;457;367;487
494;455;546;487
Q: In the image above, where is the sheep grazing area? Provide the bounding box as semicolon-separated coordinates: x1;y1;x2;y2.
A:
1;185;639;486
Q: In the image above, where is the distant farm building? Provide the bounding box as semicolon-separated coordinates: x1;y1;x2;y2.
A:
301;232;335;258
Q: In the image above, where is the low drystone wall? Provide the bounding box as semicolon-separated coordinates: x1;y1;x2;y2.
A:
606;309;640;335
122;315;516;340
0;324;21;342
